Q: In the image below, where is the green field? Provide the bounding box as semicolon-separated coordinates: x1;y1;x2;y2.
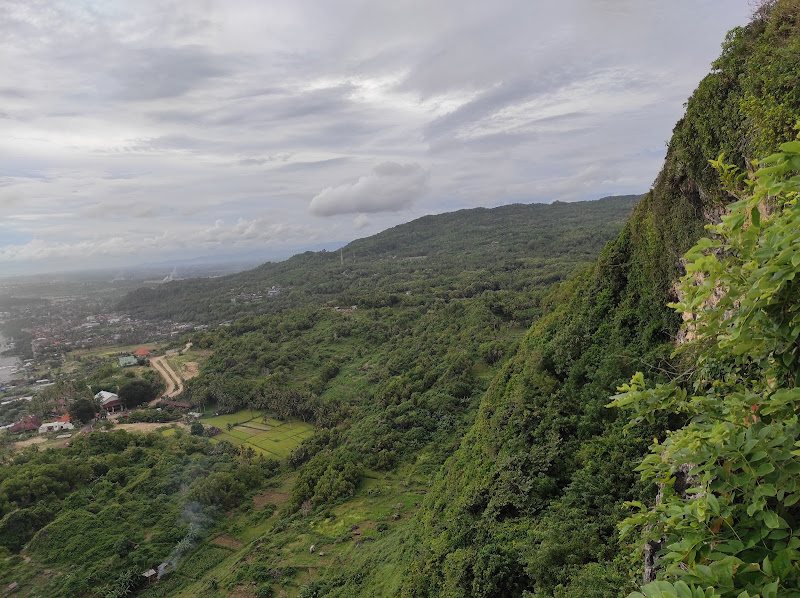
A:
68;342;163;359
203;409;315;459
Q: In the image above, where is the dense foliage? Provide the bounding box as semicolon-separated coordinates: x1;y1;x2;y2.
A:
613;133;800;597
399;5;800;597
166;197;640;515
0;430;275;597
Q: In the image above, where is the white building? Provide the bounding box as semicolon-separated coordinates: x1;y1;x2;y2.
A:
38;416;75;434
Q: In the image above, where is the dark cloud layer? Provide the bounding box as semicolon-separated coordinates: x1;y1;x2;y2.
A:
0;0;752;274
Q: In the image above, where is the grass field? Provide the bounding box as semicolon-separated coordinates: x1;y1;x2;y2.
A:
68;343;163;359
164;347;209;381
203;409;315;459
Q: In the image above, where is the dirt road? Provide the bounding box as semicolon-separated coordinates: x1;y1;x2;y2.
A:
150;356;183;400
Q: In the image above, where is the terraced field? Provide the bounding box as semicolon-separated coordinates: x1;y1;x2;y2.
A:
203;410;315;459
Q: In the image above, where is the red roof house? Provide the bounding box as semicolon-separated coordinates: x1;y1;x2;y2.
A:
10;416;41;434
134;349;152;357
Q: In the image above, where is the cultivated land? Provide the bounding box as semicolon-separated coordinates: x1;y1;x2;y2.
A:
139;467;428;598
203;409;315;459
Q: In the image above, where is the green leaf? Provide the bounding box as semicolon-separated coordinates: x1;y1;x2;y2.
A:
707;493;720;515
762;581;779;598
779;140;800;154
763;510;780;528
755;462;775;476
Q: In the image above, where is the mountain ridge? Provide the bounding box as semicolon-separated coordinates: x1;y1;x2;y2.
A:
118;194;642;323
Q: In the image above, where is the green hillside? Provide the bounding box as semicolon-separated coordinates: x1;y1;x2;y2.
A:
117;196;641;323
400;4;800;597
3;2;800;597
2;197;640;597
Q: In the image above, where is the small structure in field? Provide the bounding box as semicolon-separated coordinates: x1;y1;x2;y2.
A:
9;416;40;434
160;400;191;409
119;356;138;367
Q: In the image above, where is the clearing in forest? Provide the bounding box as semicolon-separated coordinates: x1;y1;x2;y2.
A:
203;409;314;459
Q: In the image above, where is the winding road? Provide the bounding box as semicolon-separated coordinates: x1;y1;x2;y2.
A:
149;342;193;403
151;355;183;398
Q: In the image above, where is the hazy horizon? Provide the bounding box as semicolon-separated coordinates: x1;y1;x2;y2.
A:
2;0;753;276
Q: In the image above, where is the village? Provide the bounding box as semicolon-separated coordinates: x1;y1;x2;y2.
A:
0;343;201;449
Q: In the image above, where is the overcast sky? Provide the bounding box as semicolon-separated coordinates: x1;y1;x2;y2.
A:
1;0;753;276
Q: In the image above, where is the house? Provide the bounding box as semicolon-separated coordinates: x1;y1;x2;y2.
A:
39;414;75;434
159;400;191;409
119;356;138;367
134;349;152;358
9;416;41;434
95;390;125;414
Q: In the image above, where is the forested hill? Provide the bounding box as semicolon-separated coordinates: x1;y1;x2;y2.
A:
117;195;640;323
8;4;798;598
398;3;800;597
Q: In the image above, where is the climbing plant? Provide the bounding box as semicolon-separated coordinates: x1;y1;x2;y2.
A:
610;127;800;597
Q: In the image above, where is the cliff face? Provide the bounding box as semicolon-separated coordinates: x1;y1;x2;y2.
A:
401;4;800;597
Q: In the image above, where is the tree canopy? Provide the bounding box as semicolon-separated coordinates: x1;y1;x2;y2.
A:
118;379;158;409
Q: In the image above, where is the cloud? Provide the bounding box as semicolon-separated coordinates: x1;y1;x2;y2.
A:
0;0;754;275
353;214;370;230
108;45;232;101
309;162;429;216
0;217;321;265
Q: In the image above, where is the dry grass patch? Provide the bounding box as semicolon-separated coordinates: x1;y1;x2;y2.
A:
211;534;244;550
227;585;257;598
253;491;291;510
183;361;200;379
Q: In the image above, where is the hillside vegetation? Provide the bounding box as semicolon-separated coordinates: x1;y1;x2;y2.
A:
2;197;639;597
398;4;800;597
3;2;800;597
118;196;641;323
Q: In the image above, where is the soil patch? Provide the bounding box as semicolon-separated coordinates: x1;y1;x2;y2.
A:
183;362;200;379
227;585;256;598
13;436;48;450
211;534;244;550
254;491;291;510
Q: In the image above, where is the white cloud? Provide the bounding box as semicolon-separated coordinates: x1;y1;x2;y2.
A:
309;162;429;216
353;214;370;230
0;0;754;274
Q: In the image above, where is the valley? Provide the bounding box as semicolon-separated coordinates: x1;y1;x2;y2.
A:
1;3;800;597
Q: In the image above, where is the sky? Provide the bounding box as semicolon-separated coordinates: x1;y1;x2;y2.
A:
0;0;754;276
